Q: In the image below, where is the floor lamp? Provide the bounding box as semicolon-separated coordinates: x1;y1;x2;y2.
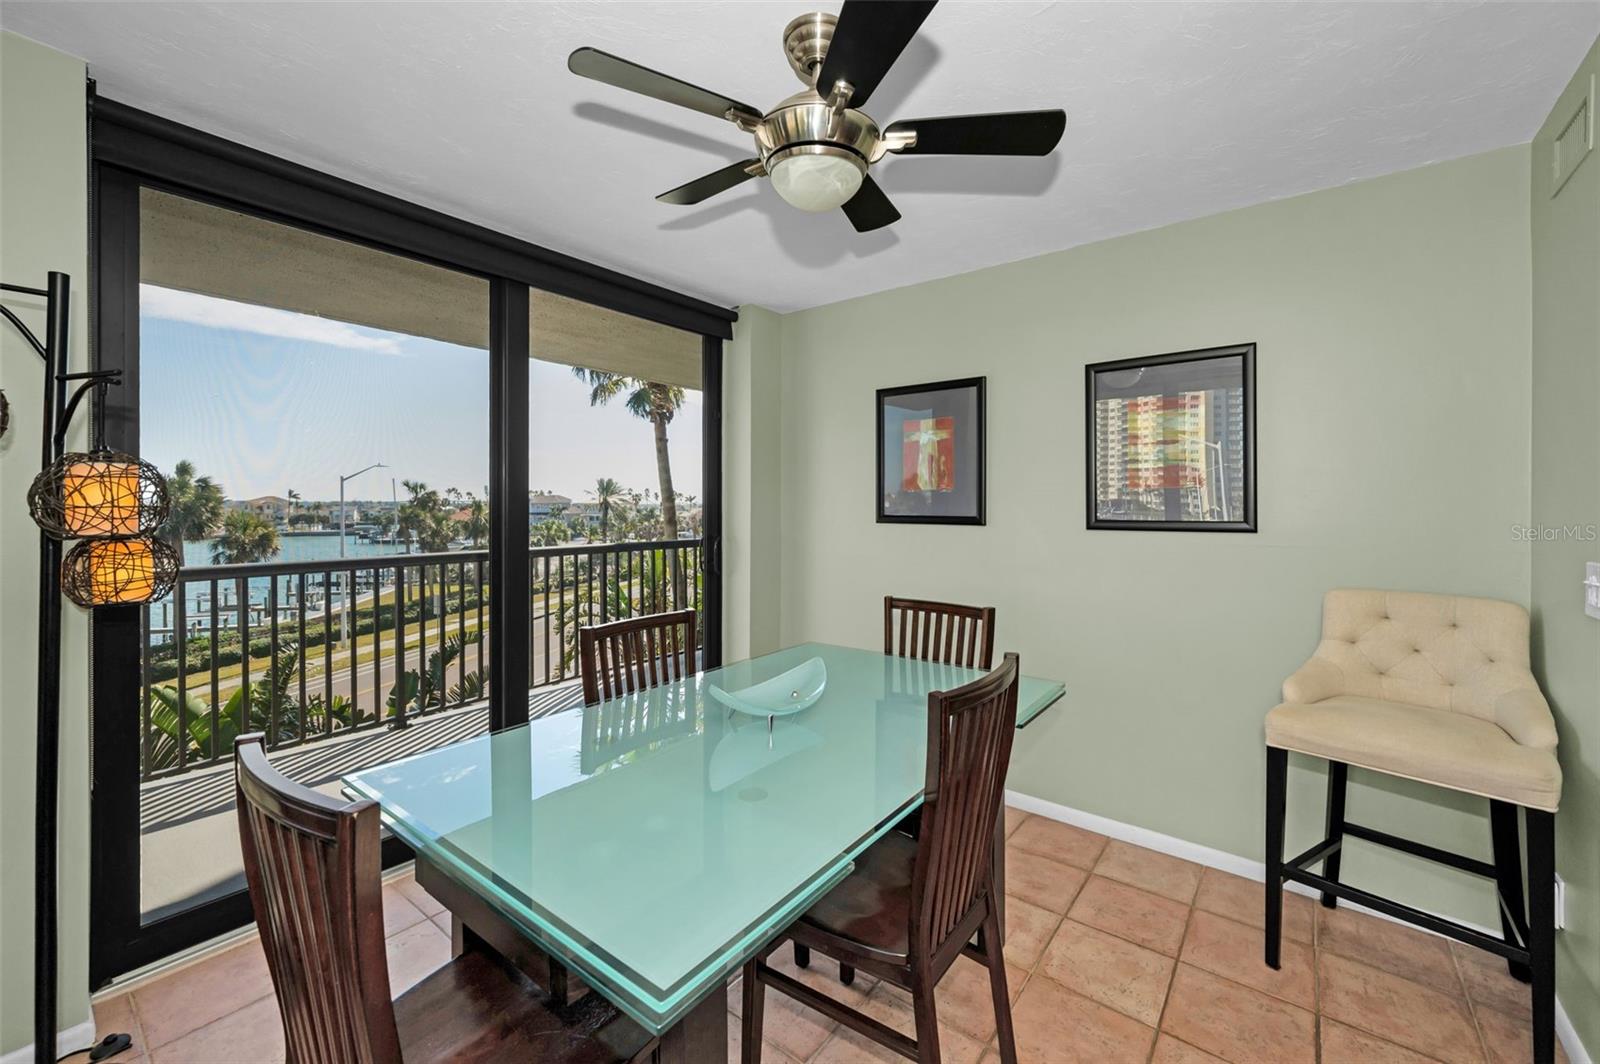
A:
3;271;178;1064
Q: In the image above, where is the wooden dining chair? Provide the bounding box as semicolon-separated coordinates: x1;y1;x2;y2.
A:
579;608;697;706
884;596;995;670
743;655;1023;1064
793;595;999;981
234;735;656;1064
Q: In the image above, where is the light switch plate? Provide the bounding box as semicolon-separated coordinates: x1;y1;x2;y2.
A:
1555;874;1566;931
1586;562;1600;620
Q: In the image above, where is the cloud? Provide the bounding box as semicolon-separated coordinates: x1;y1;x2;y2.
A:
140;285;404;354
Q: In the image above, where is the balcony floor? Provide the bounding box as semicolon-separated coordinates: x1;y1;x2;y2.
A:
139;678;586;923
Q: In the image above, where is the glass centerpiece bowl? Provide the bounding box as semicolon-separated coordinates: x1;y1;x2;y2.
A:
708;656;827;725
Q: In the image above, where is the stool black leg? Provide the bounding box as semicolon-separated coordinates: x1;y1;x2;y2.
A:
1489;800;1531;983
1321;761;1348;909
1526;808;1556;1064
1265;746;1288;970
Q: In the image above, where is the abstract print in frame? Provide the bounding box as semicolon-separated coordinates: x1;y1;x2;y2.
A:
876;377;985;525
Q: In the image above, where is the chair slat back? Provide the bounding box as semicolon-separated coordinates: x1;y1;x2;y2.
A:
911;654;1021;955
235;735;400;1064
884;596;996;670
579;608;698;706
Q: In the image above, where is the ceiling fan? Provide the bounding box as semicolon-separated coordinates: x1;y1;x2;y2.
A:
568;0;1065;232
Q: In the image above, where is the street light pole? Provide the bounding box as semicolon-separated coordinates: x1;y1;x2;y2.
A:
337;462;385;642
1198;440;1229;522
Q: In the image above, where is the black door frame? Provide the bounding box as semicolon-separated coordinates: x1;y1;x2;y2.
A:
88;97;731;986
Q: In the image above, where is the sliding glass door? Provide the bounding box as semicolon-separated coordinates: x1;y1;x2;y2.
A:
526;292;711;708
92;174;500;976
89;120;725;984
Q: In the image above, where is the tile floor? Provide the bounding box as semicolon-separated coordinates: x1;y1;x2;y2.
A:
70;809;1561;1063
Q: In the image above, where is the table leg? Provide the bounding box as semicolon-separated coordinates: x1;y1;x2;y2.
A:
418;856;569;1002
655;983;728;1064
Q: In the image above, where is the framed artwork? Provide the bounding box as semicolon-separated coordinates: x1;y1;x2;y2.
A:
1085;343;1256;532
876;377;986;525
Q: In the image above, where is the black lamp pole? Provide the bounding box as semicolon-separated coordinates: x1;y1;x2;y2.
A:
2;271;69;1064
1;272;130;1064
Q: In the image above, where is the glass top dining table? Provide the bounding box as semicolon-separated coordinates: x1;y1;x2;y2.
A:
342;642;1065;1036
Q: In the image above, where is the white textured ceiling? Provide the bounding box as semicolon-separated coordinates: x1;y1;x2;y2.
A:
4;1;1596;312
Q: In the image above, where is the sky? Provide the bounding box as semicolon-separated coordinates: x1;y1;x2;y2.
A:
139;285;703;506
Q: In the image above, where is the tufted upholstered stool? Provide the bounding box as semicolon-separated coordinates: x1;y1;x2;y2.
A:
1264;589;1561;1063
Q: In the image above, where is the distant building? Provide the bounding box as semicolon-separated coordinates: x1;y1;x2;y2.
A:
229;495;293;524
326;500;363;524
678;505;702;537
566;501;602;527
528;492;572;520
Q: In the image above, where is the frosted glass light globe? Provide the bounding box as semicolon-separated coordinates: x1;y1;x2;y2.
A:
770;151;865;212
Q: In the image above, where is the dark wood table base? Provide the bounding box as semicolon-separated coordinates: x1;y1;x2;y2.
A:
655;990;727;1064
411;808;1008;1064
416;856;728;1063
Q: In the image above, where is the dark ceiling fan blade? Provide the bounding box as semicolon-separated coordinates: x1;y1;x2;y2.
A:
841;175;901;233
885;110;1066;155
816;0;937;109
568;47;763;125
657;160;761;205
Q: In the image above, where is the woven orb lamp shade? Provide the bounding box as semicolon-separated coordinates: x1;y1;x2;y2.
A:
61;535;179;607
28;450;169;540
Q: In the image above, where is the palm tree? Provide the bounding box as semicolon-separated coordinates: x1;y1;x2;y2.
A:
554;577;633;669
529;517;568;582
146;641;355;770
572;372;686;544
459;494;489;547
678;492;702;537
397;480;454;553
159;459;225;548
211;510;280;564
373;509;397;541
591;476;625;541
530;518;570;547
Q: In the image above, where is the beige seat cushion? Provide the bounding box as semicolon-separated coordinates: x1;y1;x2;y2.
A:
1267;696;1562;811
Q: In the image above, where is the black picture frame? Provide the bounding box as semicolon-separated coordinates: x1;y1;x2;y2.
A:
876;376;986;525
1085;343;1257;532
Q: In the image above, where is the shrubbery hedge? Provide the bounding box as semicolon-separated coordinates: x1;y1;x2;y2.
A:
147;585;487;681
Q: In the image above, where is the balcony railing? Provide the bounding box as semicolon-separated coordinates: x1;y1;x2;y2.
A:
140;539;703;781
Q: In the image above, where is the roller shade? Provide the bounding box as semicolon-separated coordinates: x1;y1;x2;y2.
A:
141;189;703;388
141;188;490;348
531;290;701;389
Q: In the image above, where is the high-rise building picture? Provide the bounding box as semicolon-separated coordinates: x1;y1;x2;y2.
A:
1086;345;1256;530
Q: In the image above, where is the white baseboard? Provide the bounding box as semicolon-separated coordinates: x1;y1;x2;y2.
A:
0;1018;96;1064
1562;1005;1593;1064
1004;789;1592;1064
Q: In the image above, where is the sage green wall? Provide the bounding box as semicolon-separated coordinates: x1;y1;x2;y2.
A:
1530;36;1600;1057
0;31;93;1058
724;306;784;662
773;146;1535;932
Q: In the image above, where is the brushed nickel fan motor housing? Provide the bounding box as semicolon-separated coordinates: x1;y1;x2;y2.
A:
754;88;886;170
783;12;837;83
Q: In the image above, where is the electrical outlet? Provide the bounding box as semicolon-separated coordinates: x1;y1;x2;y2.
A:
1555;874;1567;931
1586;562;1600;620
